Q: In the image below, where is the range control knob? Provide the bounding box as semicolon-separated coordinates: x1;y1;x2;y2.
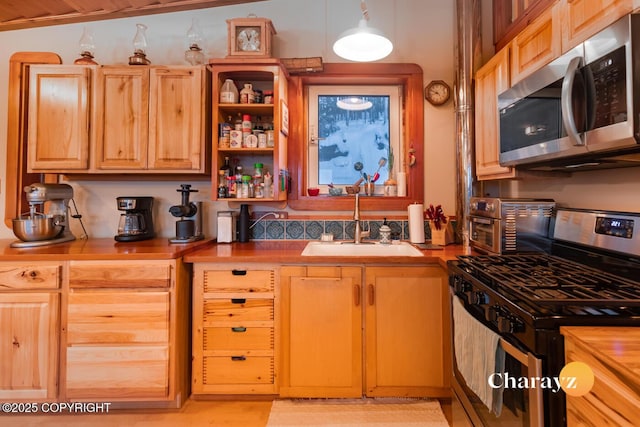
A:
452;276;471;294
497;315;524;334
497;315;514;334
472;291;488;305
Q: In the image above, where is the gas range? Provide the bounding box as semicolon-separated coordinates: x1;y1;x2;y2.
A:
449;207;640;426
450;208;640;351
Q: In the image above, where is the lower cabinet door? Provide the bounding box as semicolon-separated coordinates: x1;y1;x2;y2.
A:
0;293;59;400
66;345;169;399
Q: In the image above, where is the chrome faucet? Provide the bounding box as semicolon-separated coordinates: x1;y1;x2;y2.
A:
353;193;370;244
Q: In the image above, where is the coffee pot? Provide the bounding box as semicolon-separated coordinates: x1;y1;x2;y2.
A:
115;197;155;242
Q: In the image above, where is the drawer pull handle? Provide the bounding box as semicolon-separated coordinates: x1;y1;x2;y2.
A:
231;298;246;304
232;327;247;332
231;270;247;276
231;355;246;361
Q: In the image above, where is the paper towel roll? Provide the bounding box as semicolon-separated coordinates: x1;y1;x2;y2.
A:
408;203;425;243
397;172;407;197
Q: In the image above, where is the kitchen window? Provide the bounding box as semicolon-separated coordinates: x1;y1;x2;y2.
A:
286;63;424;211
307;85;402;195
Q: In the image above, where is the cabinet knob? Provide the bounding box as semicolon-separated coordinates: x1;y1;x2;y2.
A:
231;327;247;332
231;355;246;361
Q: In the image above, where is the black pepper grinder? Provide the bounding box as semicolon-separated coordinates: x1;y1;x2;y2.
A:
238;204;250;243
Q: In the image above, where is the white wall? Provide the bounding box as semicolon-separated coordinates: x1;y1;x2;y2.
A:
0;0;457;239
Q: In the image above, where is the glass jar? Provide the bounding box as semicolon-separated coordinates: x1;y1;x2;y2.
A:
240;175;251;198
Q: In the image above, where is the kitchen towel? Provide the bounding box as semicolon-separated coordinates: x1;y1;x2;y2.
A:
408;203;425;243
452;296;505;415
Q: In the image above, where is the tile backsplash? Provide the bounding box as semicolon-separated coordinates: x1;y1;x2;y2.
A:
249;218;451;241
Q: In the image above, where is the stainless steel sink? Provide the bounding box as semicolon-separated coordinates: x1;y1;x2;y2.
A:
301;241;424;257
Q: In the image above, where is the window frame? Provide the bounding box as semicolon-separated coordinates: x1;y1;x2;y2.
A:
287;63;424;212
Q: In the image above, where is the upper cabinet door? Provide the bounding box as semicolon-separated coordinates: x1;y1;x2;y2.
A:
148;66;204;171
94;66;149;170
510;4;561;85
560;0;633;52
28;65;93;171
475;47;515;180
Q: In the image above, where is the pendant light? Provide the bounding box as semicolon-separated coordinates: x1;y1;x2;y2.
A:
333;0;393;62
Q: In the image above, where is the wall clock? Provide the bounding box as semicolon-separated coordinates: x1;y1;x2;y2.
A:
227;17;276;58
424;80;451;106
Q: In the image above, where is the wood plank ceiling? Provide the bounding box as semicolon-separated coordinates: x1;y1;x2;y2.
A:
0;0;267;31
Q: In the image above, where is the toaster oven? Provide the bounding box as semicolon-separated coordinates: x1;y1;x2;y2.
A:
469;197;556;254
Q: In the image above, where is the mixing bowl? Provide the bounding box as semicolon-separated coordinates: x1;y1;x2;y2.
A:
12;217;63;242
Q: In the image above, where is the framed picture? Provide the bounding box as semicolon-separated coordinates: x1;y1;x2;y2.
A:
280;99;289;136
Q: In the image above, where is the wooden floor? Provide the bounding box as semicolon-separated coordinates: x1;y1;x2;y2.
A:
3;399;453;427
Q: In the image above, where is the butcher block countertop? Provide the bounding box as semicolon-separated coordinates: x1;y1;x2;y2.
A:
183;240;472;268
0;238;472;266
561;326;640;384
0;237;213;260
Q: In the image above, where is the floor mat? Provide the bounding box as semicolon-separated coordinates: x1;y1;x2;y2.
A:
266;398;450;426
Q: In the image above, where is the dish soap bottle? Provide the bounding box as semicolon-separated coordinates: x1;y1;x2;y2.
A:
380;218;391;244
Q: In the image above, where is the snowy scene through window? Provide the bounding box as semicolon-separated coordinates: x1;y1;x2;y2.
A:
307;85;402;194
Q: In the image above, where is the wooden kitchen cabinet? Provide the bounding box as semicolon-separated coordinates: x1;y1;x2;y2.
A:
27;65;95;172
209;59;289;203
94;65;207;173
510;3;561;85
0;262;62;400
364;266;451;397
560;0;633;52
474;46;516;180
280;265;450;398
279;266;363;398
65;259;190;408
191;264;278;395
26;64;208;174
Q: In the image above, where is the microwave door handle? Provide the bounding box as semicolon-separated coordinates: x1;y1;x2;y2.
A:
561;56;585;146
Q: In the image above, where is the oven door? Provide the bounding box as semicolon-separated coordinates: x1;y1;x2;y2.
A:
470;216;501;254
451;294;543;427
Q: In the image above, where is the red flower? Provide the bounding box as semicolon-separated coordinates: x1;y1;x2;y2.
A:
425;204;447;230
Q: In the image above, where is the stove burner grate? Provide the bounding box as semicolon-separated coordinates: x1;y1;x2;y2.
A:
457;254;640;309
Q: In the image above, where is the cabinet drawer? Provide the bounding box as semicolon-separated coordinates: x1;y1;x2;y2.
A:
203;356;273;385
67;292;169;344
203;269;274;293
0;264;60;290
69;261;171;288
203;298;273;323
204;327;273;351
66;345;169;398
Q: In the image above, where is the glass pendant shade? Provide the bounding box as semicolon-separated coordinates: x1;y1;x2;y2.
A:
333;19;393;62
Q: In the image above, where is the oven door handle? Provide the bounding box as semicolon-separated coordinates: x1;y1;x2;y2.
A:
499;338;544;427
471;217;493;225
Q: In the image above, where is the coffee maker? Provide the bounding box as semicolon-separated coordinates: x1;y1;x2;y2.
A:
169;184;204;243
115;197;155;242
11;183;79;248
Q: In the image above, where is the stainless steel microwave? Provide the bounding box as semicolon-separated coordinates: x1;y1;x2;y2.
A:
498;13;640;171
